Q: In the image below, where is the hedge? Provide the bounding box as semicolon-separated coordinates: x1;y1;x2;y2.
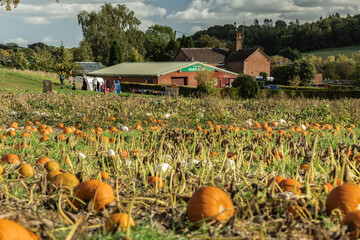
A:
119;82;360;99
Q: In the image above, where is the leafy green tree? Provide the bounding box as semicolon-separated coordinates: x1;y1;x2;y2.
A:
73;40;94;62
78;3;143;65
293;58;316;86
165;38;179;60
232;74;260;98
144;25;175;61
8;52;29;70
0;49;10;60
352;64;360;86
196;69;217;95
272;65;294;85
180;35;194;48
279;47;302;61
108;40;123;66
0;0;20;10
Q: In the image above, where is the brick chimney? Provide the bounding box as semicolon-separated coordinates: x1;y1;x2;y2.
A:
233;33;242;51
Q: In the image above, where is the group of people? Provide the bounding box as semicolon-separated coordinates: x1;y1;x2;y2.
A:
59;72;107;91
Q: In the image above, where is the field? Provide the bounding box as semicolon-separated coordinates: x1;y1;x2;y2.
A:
302;45;360;59
1;69;360;239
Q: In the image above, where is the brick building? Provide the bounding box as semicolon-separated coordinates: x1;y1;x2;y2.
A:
173;33;271;77
87;61;238;89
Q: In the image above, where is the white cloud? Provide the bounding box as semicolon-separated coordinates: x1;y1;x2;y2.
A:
3;37;28;46
23;17;50;24
167;0;360;25
191;26;203;33
41;36;55;43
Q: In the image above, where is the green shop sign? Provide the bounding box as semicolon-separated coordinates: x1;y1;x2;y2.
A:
180;64;214;72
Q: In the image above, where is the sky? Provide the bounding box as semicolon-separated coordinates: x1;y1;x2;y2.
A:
1;0;360;48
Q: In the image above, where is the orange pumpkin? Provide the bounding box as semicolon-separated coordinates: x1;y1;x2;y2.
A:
63;127;73;134
45;161;60;172
326;184;360;214
18;164;34;177
9;122;18;129
323;182;334;194
267;176;286;187
72;180;115;211
1;154;20;164
187;186;234;222
51;173;79;188
99;171;111;181
105;213;135;231
147;176;165;188
36;157;51;164
46;171;62;181
39;136;50;142
279;179;302;194
0;218;40;240
341;210;360;240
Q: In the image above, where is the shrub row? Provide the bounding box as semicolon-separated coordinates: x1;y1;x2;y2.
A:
119;82;360;99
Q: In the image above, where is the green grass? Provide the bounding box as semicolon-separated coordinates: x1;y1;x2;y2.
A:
0;68;157;97
302;45;360;58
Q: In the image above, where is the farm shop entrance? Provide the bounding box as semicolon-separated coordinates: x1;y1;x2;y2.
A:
171;77;188;86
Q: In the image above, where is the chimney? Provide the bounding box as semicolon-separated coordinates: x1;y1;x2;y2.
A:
233;33;242;51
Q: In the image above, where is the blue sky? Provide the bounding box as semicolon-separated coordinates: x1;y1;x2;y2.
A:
1;0;359;48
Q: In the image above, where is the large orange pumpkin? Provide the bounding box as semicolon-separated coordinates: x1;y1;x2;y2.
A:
279;179;302;194
187;186;234;222
72;180;115;211
326;184;360;214
46;171;62;181
341;210;360;239
0;218;40;239
105;213;135;231
1;154;20;164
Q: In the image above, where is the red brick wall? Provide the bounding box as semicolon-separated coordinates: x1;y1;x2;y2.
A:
313;73;323;84
243;51;271;77
225;62;244;74
96;69;237;89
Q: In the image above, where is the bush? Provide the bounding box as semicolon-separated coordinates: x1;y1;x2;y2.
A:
196;69;217;96
232;74;260;98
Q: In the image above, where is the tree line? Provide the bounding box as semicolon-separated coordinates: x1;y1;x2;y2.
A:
1;3;360;84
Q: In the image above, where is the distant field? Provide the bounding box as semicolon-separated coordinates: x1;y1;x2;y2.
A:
302;45;360;58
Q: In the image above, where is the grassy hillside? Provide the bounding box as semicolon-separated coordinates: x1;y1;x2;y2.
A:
0;68;109;95
302;45;360;58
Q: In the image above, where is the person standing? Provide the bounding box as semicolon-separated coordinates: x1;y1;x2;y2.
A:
60;72;65;89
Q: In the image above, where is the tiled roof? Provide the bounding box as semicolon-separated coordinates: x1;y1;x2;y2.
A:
180;48;229;63
225;49;259;62
87;61;238;77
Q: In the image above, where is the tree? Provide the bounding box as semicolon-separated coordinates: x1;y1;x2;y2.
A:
8;51;29;70
144;24;175;61
180;35;194;48
78;3;143;65
272;65;294;85
1;0;20;10
108;40;123;66
165;38;179;60
278;47;302;61
232;74;260;98
0;49;10;60
73;40;94;62
293;58;316;86
196;69;217;95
